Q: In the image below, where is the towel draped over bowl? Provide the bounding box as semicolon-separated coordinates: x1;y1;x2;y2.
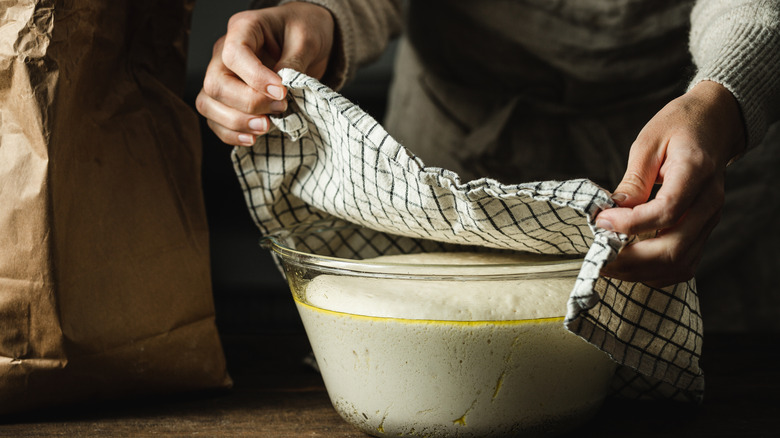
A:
232;69;704;402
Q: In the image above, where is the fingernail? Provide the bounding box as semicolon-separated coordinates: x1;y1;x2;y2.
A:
270;100;287;113
266;85;285;100
596;219;614;231
248;117;267;132
237;134;254;145
611;193;628;203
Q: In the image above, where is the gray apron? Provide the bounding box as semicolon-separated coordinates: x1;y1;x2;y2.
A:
385;29;780;332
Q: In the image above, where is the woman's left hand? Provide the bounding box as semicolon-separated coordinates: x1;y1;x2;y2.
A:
595;80;746;288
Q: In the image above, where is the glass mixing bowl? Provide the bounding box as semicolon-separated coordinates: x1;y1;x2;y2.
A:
262;225;616;438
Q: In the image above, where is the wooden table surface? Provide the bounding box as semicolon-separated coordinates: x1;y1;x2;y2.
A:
1;332;778;437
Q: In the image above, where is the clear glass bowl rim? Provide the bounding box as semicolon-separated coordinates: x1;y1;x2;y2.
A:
261;232;585;282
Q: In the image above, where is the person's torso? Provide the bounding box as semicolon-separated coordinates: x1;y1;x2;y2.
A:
406;0;695;107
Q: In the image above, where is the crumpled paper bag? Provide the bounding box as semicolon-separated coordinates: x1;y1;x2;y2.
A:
0;0;230;414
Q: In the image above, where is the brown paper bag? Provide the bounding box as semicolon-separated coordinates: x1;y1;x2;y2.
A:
0;0;231;414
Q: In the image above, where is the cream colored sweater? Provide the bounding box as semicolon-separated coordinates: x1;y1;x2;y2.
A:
688;0;780;149
263;0;779;150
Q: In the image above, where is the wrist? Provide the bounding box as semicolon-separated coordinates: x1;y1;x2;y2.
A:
688;80;747;166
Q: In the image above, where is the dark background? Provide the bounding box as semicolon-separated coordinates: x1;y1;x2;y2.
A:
183;1;397;334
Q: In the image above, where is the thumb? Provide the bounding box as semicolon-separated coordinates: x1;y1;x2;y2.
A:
610;139;664;207
275;50;309;75
273;16;331;79
274;27;318;75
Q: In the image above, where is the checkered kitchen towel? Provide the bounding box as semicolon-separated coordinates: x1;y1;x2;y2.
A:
232;69;704;402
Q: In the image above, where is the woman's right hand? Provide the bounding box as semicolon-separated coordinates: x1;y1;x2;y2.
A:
196;2;335;146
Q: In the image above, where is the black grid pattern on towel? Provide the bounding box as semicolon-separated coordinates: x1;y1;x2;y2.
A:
232;69;704;401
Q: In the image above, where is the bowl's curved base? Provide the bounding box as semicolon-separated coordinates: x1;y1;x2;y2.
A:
295;280;616;438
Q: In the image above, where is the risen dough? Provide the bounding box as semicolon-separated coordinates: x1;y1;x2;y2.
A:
304;252;580;321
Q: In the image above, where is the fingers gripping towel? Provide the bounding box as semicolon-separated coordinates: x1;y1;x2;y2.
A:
232;69;704;402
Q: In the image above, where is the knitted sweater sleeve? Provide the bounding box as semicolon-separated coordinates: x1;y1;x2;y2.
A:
252;0;402;90
689;0;780;149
